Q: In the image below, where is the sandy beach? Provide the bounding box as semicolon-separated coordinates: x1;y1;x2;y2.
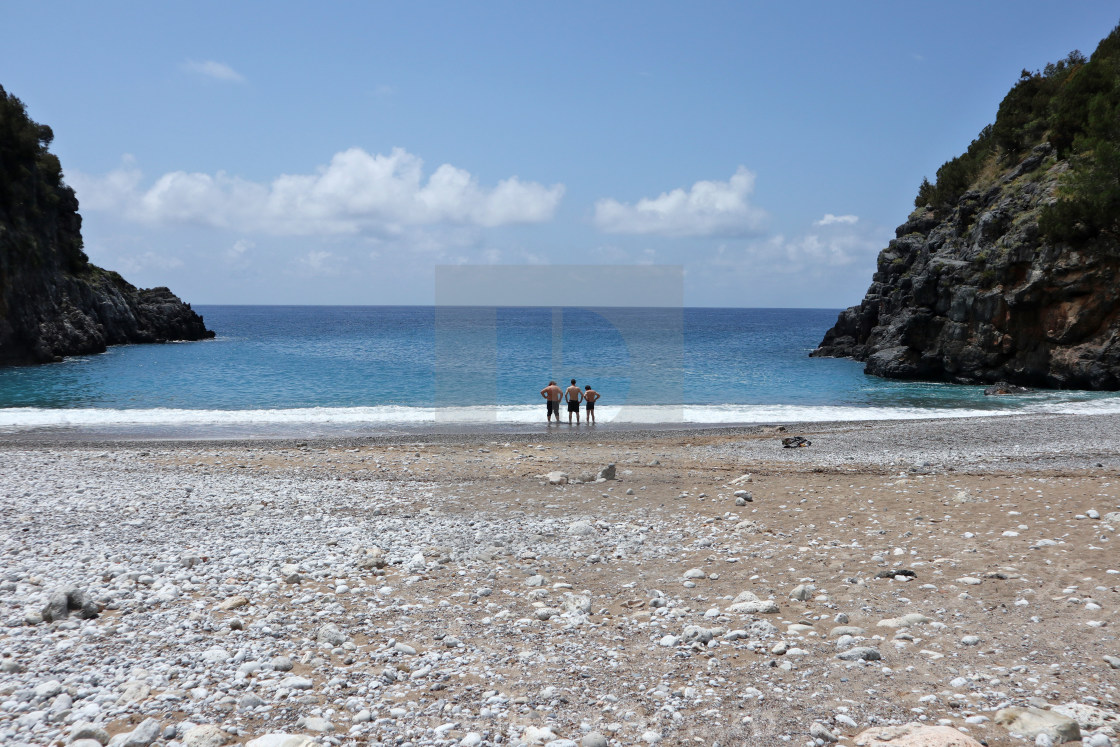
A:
2;413;1119;746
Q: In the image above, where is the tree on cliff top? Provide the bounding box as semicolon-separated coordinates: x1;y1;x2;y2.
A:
0;84;89;272
915;21;1120;248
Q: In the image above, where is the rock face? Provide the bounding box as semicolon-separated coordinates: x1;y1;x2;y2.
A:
813;142;1120;390
0;85;213;365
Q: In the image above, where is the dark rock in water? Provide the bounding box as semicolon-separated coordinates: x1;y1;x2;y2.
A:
0;85;213;365
781;436;811;448
984;381;1032;395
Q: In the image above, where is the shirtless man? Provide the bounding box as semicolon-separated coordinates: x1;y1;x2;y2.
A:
565;378;583;425
540;381;563;424
583;384;600;425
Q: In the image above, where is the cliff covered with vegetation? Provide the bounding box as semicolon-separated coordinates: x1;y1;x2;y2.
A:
813;24;1120;389
0;85;213;365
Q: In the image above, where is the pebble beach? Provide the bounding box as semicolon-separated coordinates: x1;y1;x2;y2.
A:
2;412;1120;747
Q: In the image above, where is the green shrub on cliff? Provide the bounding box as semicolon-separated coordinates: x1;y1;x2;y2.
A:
0;84;88;271
916;22;1120;247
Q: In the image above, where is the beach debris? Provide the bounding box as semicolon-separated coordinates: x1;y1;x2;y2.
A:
875;568;917;579
782;436;811;448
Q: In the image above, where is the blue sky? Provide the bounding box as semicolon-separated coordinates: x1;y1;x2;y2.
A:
4;3;1117;307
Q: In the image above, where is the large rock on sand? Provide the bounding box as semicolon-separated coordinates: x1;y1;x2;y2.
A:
246;736;316;747
995;707;1081;743
853;723;983;746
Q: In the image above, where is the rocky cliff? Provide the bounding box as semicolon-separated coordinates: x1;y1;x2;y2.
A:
0;85;213;365
813;28;1120;391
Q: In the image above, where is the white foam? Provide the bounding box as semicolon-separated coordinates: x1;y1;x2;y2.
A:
3;396;1120;431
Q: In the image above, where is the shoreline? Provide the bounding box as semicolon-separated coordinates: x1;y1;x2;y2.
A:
2;411;1119;474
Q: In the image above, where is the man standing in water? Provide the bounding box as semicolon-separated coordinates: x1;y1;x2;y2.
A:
565;378;583;425
583;384;600;425
540;381;563;424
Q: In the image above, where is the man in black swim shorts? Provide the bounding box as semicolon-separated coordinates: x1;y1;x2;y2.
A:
583;384;599;424
540;381;562;424
565;378;583;424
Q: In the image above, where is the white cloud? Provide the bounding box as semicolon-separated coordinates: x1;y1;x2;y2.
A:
814;213;858;226
71;148;565;237
297;250;339;276
111;251;185;275
225;239;254;268
779;232;875;268
709;216;883;275
593;167;766;237
181;60;246;83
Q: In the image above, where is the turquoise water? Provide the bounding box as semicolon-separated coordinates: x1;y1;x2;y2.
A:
1;306;1117;434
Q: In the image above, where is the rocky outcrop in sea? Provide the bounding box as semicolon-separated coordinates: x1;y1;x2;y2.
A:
0;84;213;365
812;143;1120;390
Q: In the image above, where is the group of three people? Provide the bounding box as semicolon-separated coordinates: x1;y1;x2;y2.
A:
540;379;599;424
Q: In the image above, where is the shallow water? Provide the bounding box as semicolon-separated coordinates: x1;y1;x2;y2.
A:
1;306;1117;435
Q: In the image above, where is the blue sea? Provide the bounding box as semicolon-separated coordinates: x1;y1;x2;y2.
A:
1;305;1118;437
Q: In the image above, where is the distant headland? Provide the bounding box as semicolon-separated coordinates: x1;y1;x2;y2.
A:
0;84;213;365
814;24;1120;390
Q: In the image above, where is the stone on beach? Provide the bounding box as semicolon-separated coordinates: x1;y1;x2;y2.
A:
70;722;111;744
245;736;316;747
181;724;234;747
107;718;161;747
837;646;881;661
316;623;347;646
995;707;1081;743
216;595;249;610
878;613;933;629
853;723;984;746
790;583;815;601
41;586;98;622
567;520;595;536
727;590;779;614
